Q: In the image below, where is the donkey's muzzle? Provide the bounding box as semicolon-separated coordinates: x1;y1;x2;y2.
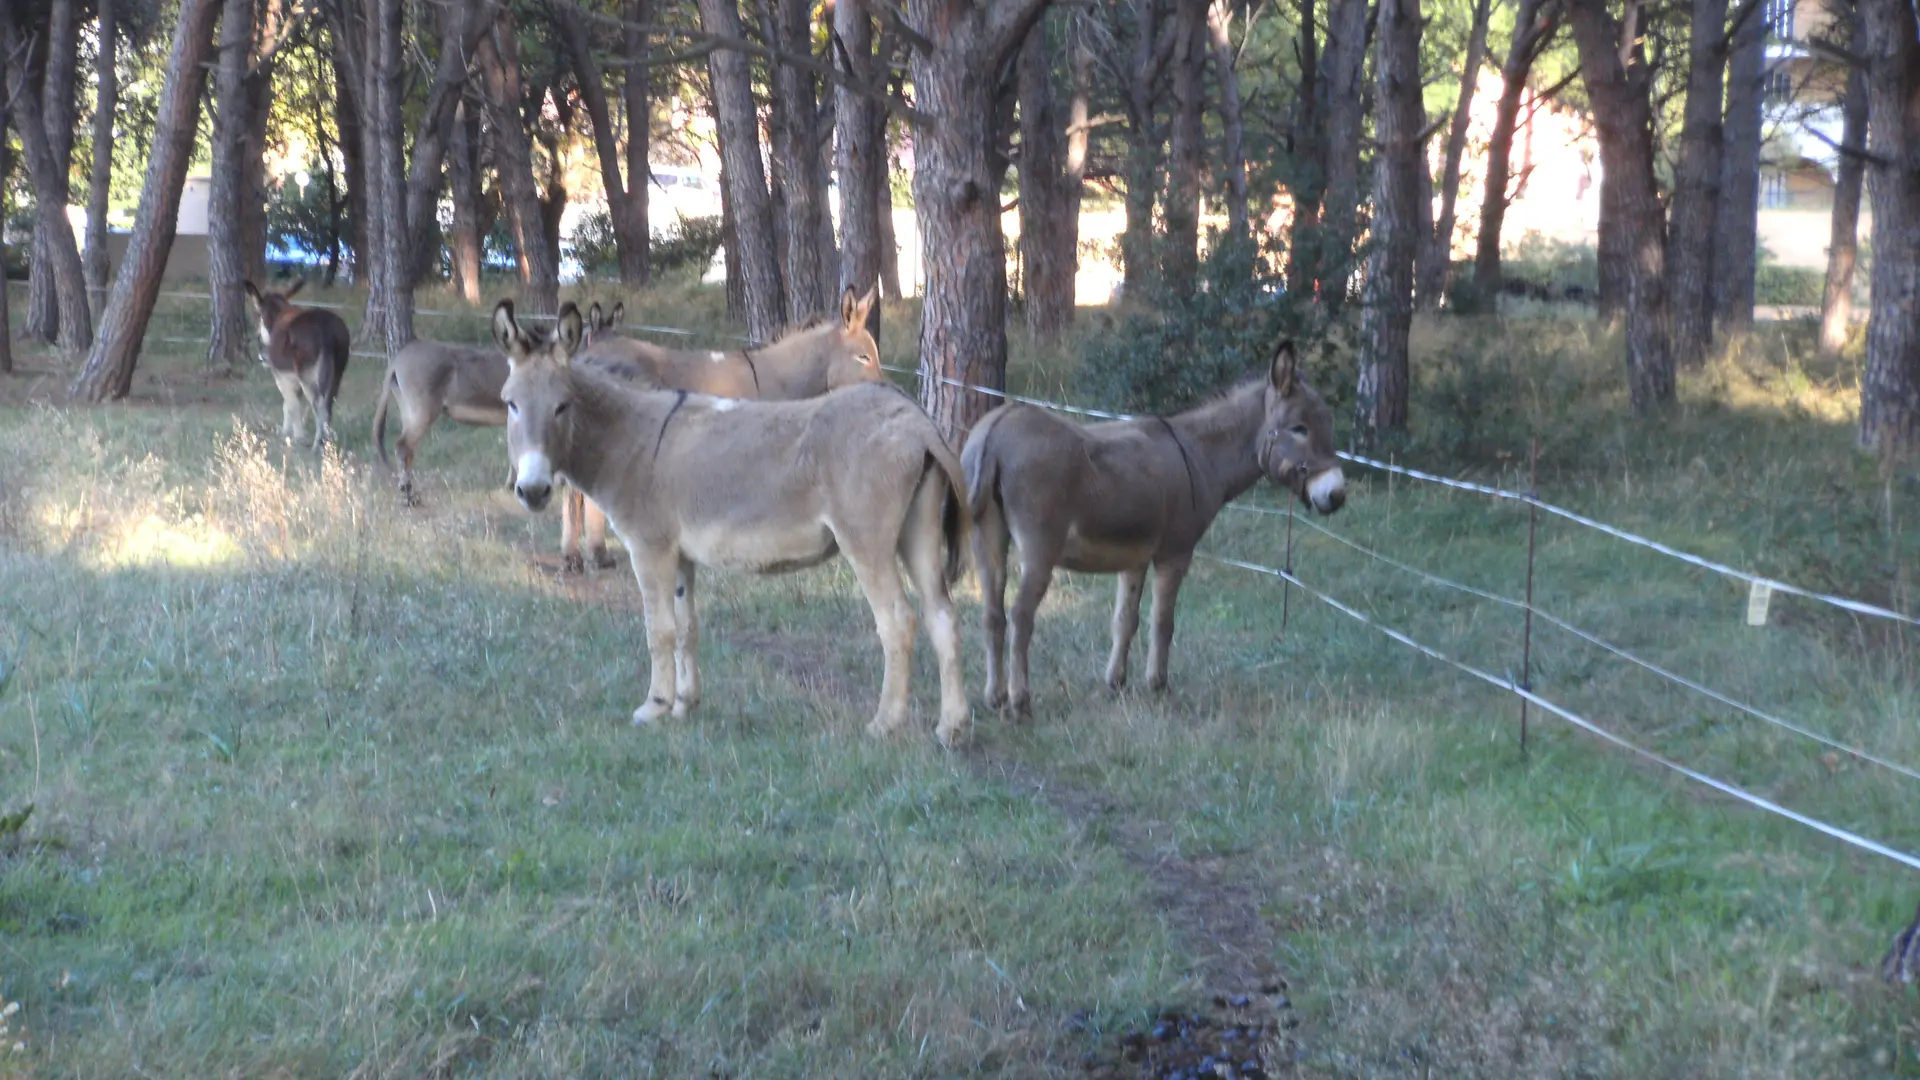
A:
516;479;552;512
1306;468;1347;515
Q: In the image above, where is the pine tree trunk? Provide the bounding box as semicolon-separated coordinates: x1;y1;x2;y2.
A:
909;0;1053;443
0;49;12;376
554;0;649;287
1289;0;1322;297
1206;0;1249;243
1596;166;1626;317
368;0;413;350
477;11;559;314
718;147;748;320
1858;0;1920;451
835;0;884;322
72;0;219;401
1714;2;1765;336
207;0;256;374
700;0;785;339
26;0;80;345
404;0;490;287
448;103;485;303
765;0;830;321
1122;0;1168;298
1355;0;1421;440
1667;0;1729;366
1018;18;1074;340
1569;0;1673;412
240;0;285;287
621;0;652;285
1162;0;1206;296
877;157;903;300
1318;0;1371;308
3;3;91;355
332;45;368;282
1469;0;1551;310
1821;30;1867;358
1418;0;1489;308
83;0;116;298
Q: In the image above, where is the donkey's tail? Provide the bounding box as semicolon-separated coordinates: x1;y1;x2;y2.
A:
959;405;1012;525
924;437;972;586
372;367;397;467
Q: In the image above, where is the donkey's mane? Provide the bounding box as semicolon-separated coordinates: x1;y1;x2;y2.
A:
1161;377;1268;441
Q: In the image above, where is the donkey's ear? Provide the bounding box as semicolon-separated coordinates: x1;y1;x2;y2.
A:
841;284;859;328
492;300;527;362
284;279;306;300
608;302;624;326
855;284;878;325
243;280;262;306
555;303;584;362
1269;340;1298;397
586;301;604;330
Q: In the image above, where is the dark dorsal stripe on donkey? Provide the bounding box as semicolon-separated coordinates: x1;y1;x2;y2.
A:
556;285;887;573
246;280;351;453
961;339;1347;717
493;299;973;746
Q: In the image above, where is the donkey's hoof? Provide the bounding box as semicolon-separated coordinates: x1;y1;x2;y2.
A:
1104;672;1128;693
591;547;618;570
1147;676;1169;695
984;686;1007;710
935;713;971;749
671;697;696;719
632;697;674;725
399;488;421;509
865;713;909;739
1010;694;1033;722
562;553;587;575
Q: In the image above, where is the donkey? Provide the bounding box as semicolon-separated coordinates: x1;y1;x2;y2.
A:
961;340;1347;716
372;302;627;507
495;300;972;746
245;280;351;452
558;285;886;573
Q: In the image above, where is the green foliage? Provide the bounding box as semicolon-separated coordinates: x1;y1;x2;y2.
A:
1754;263;1824;307
264;165;348;268
567;212;724;282
1074;235;1316;415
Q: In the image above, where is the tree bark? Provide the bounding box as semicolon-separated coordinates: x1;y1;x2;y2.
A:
554;0;650;287
367;0;413;350
764;0;831;321
1469;0;1553;309
1821;15;1867;358
1318;0;1371;308
72;0;219;401
0;48;12;375
208;0;257;373
718;143;747;320
3;3;91;354
1018;16;1075;340
835;0;885;329
240;0;287;287
622;0;652;284
476;10;559;314
1355;0;1421;440
1713;0;1765;336
1418;0;1490;308
877;150;903;300
1162;0;1206;296
700;0;785;339
26;0;80;345
1568;0;1674;412
1288;0;1322;296
1205;0;1249;244
448;100;486;303
1858;0;1920;451
1596;158;1626;317
1667;0;1731;365
910;0;1053;442
331;43;368;281
1122;0;1172;297
83;0;116;297
404;0;494;287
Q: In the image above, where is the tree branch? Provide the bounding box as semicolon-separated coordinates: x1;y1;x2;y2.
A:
1807;33;1866;69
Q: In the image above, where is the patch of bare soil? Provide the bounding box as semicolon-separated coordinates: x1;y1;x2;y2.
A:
972;756;1301;1078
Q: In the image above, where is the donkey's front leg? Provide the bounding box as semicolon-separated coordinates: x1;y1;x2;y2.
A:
1144;558;1192;692
848;553;917;737
1104;565;1148;691
630;551;682;724
671;559;700;715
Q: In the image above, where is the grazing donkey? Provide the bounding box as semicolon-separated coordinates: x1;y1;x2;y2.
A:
246;280;350;452
962;340;1347;716
372;302;627;507
558;285;886;572
495;300;972;746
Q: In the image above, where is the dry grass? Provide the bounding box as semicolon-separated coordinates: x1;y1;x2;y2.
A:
0;289;1917;1077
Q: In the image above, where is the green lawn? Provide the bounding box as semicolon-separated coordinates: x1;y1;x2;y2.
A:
1;287;1916;1078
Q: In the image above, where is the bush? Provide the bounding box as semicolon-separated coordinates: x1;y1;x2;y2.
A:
568;212;723;282
1074;234;1328;415
1753;263;1823;307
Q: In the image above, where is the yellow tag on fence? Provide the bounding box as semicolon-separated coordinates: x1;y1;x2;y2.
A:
1746;580;1773;627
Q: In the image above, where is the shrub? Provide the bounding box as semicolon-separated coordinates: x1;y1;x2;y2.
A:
568;212;723;282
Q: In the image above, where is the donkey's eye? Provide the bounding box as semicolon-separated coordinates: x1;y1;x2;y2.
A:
555;401;570;416
505;400;518;415
1289;423;1309;437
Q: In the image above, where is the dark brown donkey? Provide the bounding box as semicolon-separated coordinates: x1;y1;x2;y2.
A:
245;280;351;452
961;340;1347;715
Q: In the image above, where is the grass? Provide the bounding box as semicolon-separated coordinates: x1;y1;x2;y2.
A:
1;282;1918;1077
